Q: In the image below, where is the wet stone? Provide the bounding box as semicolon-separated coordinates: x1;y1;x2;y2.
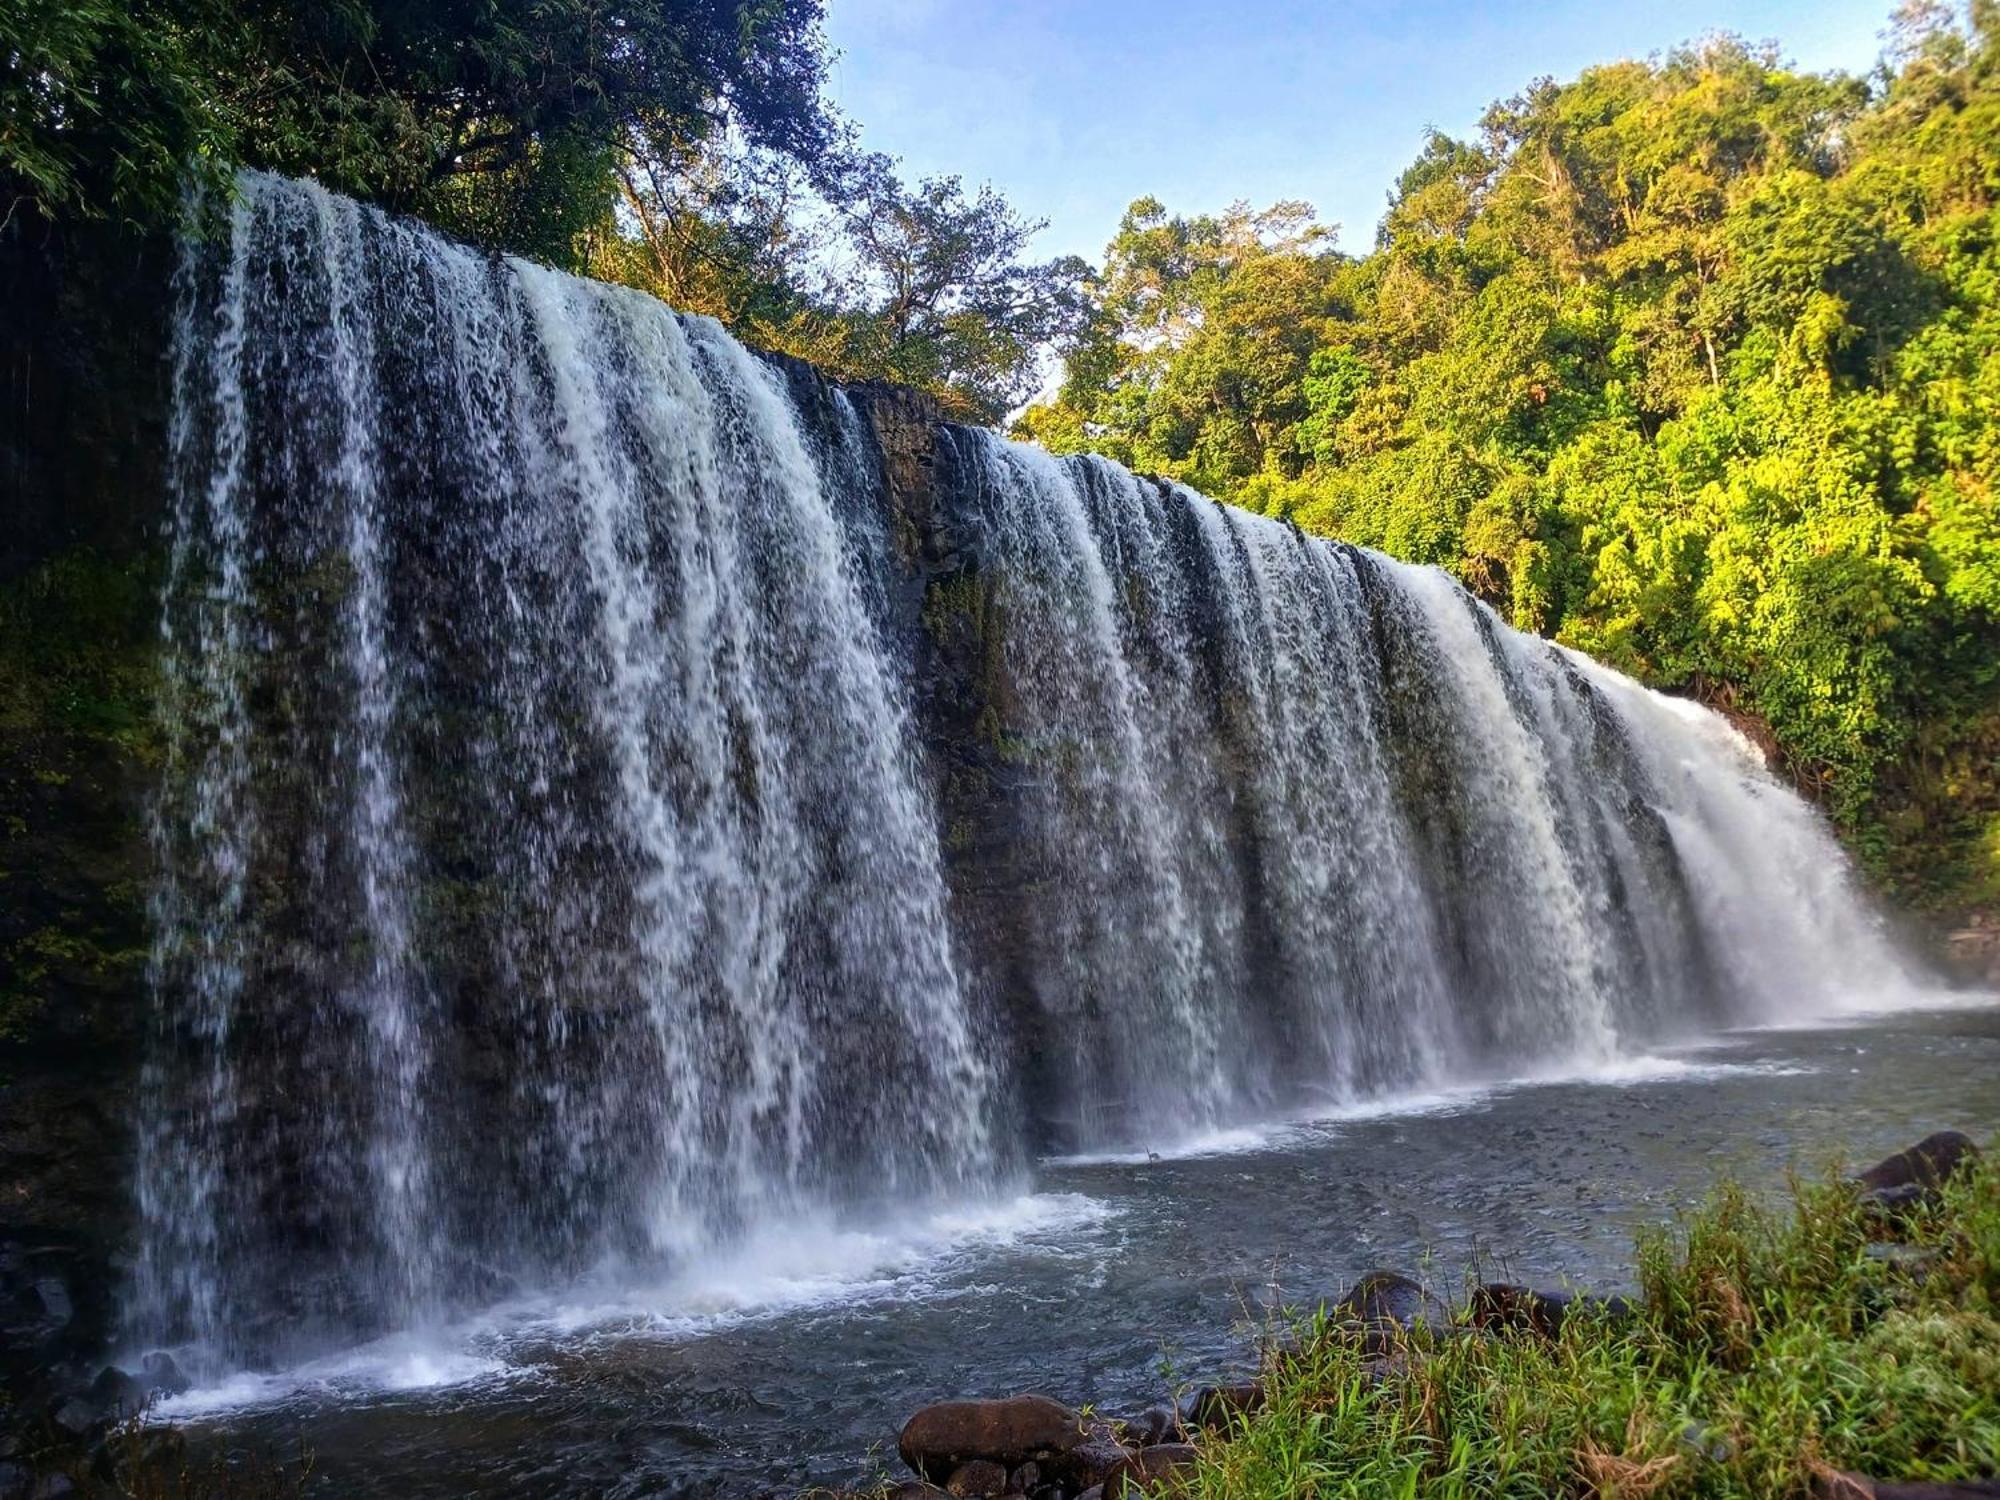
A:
900;1396;1085;1482
1184;1382;1263;1430
1125;1405;1185;1448
1101;1444;1199;1499
32;1280;71;1325
946;1459;1010;1497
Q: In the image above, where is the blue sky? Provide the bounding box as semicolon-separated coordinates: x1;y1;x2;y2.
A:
824;0;1901;263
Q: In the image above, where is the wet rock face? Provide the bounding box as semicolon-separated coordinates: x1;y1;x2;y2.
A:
1941;915;2000;986
898;1395;1087;1483
1;214;174;1432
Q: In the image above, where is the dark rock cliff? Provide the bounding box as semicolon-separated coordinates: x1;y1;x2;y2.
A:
1;215;176;1408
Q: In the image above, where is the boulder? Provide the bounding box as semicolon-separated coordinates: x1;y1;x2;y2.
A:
140;1351;190;1399
1864;1243;1938;1277
1330;1270;1450;1353
887;1484;952;1500
1593;1295;1639;1325
1008;1461;1040;1494
49;1397;101;1438
946;1459;1011;1497
1050;1423;1133;1490
1468;1283;1572;1339
1184;1382;1263;1431
87;1364;147;1419
900;1396;1086;1483
1101;1444;1198;1498
1864;1184;1931;1222
31;1281;72;1327
1677;1420;1735;1465
1361;1350;1411;1385
1126;1405;1185;1447
1857;1131;1980;1205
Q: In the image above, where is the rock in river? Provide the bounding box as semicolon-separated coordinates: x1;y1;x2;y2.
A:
900;1395;1086;1482
1101;1444;1199;1498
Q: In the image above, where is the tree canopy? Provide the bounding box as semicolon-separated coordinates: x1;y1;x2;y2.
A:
1020;7;2000;915
0;0;1083;417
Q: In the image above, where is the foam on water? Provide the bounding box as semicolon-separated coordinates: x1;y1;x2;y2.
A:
504;1191;1115;1338
150;1341;515;1419
1051;1128;1278;1168
145;1191;1113;1420
1046;1052;1821;1168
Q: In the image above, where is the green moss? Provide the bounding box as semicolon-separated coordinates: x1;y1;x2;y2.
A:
926;570;1041;764
0;549;162;1063
921;572;992;650
0;549;162;755
0;919;148;1043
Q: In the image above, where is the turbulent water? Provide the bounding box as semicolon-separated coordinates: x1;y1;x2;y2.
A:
135;171;1927;1380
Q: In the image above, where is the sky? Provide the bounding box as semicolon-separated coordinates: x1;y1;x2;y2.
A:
824;0;1902;264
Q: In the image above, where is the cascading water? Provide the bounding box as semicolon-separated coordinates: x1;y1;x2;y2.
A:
136;173;996;1369
133;171;1924;1375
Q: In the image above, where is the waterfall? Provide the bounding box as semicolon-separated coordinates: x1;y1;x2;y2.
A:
136;174;995;1367
133;171;1922;1371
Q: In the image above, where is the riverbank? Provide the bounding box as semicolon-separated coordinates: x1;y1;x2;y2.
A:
873;1130;1997;1500
36;1013;1996;1496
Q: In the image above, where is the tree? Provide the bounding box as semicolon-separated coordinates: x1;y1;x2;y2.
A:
0;0;229;226
3;0;838;263
1029;10;2000;916
827;157;1092;421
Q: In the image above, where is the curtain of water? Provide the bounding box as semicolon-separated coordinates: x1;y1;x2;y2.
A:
135;172;1921;1372
137;173;994;1367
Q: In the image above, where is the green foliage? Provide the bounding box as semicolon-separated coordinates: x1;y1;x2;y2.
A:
0;0;231;226
5;0;1075;417
0;551;160;1052
1024;11;2000;914
0;550;157;748
3;0;835;264
600;150;1091;422
1184;1146;2000;1497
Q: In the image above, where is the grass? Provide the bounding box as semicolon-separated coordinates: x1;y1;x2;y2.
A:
1181;1143;1999;1499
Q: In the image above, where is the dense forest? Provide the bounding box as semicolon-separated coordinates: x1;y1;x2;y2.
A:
1023;7;2000;920
4;0;1997;921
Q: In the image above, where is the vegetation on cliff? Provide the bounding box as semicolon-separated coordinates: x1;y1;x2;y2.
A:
1019;6;2000;919
0;0;1087;421
0;552;156;1052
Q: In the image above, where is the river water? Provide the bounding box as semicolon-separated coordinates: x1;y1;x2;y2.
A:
158;999;1999;1497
